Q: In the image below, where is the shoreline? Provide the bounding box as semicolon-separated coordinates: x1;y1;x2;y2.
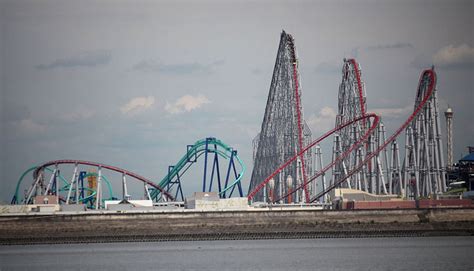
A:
1;208;473;245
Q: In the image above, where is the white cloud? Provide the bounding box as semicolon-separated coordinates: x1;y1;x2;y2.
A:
120;96;155;115
306;106;337;133
165;94;211;114
60;107;96;121
432;44;474;69
17;119;47;133
371;105;413;118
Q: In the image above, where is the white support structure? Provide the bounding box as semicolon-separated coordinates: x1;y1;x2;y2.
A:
66;164;78;204
380;124;391;193
122;173;130;200
333;59;382;194
44;166;58;196
95;166;102;210
329;60;444;200
145;184;152;200
286;175;293;203
25;171;43;204
314;145;328;203
402;70;445;198
390;141;402;196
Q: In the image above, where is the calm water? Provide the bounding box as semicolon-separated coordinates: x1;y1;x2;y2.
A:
1;237;473;270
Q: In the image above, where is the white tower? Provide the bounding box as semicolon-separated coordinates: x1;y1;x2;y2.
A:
444;106;454;170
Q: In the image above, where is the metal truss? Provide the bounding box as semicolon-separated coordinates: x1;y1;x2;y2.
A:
152;137;245;202
12;138;245;209
13;160;168;209
248;52;447;203
332;60;446;199
249;31;312;203
402;69;446;198
332;59;370;192
331;59;394;196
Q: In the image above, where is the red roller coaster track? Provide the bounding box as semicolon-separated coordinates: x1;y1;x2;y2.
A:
33;159;174;200
289;40;310;203
350;58;366;119
248;113;380;201
248;68;436;203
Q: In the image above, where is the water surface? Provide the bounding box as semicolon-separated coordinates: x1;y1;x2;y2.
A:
1;237;473;270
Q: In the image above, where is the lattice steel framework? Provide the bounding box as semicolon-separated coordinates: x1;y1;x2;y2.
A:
332;59;369;191
402;69;446;198
332;59;392;196
248;54;447;202
332;61;446;198
249;31;312;203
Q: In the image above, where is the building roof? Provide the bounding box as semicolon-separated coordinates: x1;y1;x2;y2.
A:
460;153;474;162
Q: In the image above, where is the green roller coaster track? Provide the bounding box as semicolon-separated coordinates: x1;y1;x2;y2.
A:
13;138;244;204
13;166;115;205
150;138;245;200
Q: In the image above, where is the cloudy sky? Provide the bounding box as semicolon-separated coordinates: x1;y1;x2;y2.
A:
1;0;473;202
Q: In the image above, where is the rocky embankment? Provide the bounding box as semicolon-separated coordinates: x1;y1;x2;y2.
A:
1;208;473;245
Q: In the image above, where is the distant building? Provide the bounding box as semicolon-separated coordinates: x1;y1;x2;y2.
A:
459;150;474;191
185;192;249;210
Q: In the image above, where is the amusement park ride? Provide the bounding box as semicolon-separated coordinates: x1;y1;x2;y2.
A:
248;31;446;203
11;138;245;208
11;31;448;209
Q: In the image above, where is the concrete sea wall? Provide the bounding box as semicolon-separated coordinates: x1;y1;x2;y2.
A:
1;208;473;244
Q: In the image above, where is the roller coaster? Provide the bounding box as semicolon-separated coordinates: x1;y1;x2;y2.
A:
248;31;446;204
11;30;447;209
150;137;245;201
11;138;245;208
